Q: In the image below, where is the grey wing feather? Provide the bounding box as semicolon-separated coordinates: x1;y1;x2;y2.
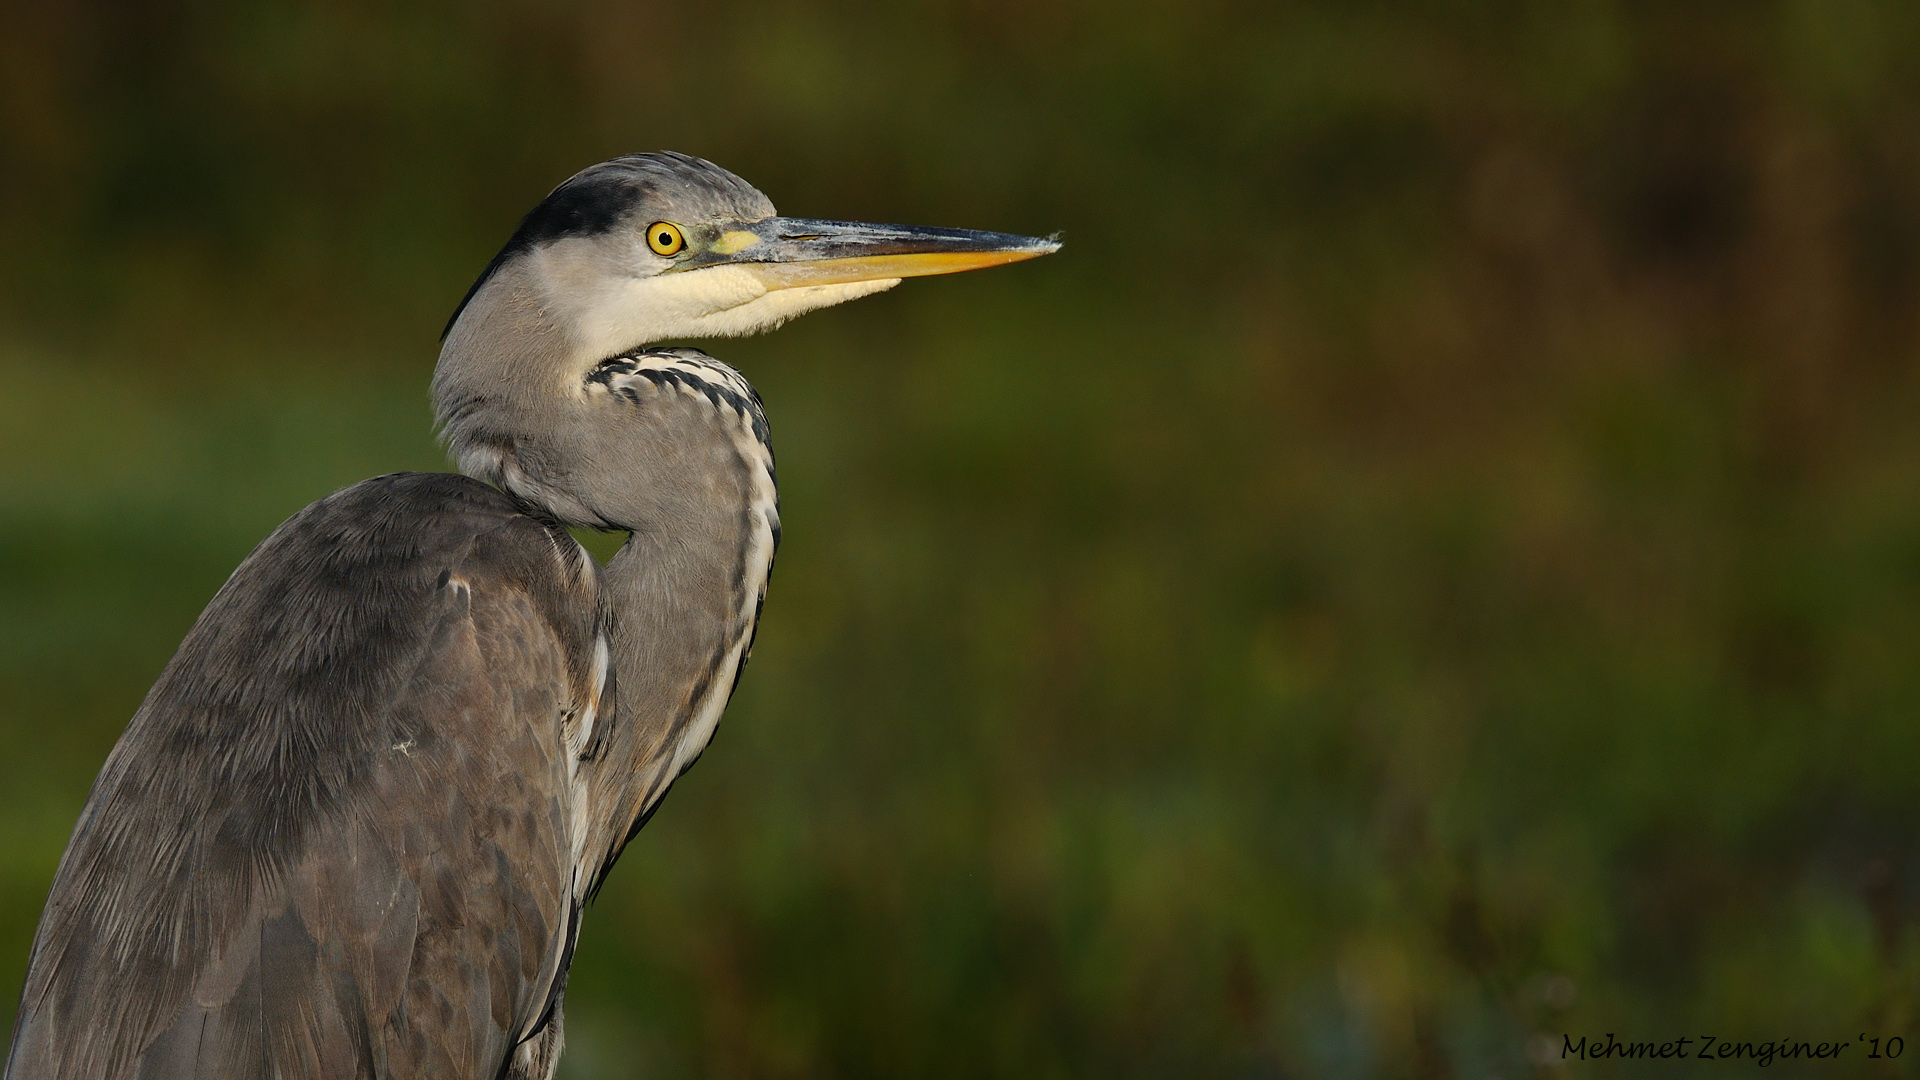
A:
5;473;603;1080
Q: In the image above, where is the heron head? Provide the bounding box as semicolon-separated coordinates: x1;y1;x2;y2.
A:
441;151;1058;363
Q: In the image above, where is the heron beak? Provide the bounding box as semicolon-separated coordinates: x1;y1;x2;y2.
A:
687;218;1060;289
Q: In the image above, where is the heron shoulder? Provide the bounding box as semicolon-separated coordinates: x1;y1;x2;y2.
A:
7;471;608;1080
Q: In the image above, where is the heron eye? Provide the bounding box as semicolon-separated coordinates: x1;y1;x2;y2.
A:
646;222;686;256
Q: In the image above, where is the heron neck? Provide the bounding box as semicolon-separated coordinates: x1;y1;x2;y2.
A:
580;432;778;883
435;276;780;874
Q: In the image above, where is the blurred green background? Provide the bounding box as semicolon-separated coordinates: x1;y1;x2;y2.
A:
4;1;1920;1076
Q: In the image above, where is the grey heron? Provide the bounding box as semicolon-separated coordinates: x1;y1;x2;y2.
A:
5;152;1056;1079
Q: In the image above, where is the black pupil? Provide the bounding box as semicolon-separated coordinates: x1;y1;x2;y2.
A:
656;230;672;247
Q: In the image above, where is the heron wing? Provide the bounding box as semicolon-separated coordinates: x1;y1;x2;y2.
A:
5;473;604;1080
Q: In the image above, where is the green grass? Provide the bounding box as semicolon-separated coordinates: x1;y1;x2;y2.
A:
6;1;1920;1075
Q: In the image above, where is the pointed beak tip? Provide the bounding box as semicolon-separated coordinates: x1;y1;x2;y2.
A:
1012;231;1062;257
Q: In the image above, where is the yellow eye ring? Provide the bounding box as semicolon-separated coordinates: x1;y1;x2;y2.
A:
646;221;686;256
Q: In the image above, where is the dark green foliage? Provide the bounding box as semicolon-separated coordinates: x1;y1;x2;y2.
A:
5;1;1920;1075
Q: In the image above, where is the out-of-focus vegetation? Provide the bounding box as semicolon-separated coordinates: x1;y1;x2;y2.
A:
5;1;1920;1076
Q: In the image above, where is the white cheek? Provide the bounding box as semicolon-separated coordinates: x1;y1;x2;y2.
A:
561;267;899;360
681;277;901;339
733;279;901;328
636;265;772;322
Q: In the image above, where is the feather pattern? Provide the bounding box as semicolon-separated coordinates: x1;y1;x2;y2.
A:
5;475;601;1080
